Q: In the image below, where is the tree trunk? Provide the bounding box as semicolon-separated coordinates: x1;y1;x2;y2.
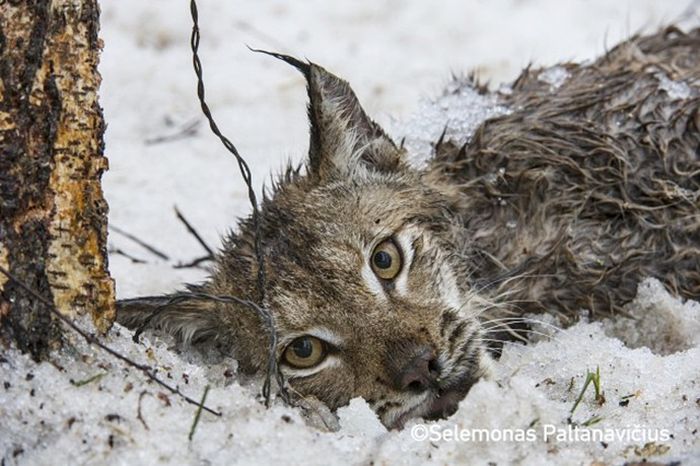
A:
0;0;114;360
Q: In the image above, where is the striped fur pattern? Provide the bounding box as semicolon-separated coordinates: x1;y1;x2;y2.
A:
118;27;699;429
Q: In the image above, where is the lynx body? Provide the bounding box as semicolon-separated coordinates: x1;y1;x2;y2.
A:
118;28;699;429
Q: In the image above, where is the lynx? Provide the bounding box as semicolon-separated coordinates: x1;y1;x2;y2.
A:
118;27;699;430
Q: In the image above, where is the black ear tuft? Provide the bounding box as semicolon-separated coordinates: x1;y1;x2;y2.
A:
253;48;405;179
247;47;311;76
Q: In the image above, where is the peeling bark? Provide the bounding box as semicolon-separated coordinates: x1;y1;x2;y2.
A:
0;0;114;360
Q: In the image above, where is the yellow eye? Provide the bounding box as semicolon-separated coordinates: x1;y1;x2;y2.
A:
370;239;402;280
282;336;327;369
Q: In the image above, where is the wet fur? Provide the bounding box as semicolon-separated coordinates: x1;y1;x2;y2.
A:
118;27;699;428
432;26;699;321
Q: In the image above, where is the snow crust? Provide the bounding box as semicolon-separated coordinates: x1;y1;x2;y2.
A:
538;66;571;90
390;79;511;168
3;1;700;465
657;72;694;100
2;280;698;465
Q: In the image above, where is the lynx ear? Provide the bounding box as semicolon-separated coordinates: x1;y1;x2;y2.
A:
255;50;405;179
117;294;267;373
116;295;223;345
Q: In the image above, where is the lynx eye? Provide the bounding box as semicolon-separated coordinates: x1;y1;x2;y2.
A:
371;239;402;280
282;336;327;369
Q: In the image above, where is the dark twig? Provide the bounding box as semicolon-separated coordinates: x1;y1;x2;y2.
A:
172;206;214;269
108;246;147;264
174;206;215;257
145;118;201;145
190;0;285;406
0;265;221;417
109;225;170;261
188;385;210;441
137;390;151;430
173;255;212;269
70;372;106;387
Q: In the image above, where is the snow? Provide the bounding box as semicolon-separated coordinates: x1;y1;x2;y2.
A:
3;281;698;465
390;78;511;168
99;0;699;299
3;0;700;465
657;72;694;100
538;66;571;90
605;278;700;355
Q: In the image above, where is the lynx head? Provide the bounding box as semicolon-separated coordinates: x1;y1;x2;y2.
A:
118;54;493;429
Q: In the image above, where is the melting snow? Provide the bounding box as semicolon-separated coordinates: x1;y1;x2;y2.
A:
538;66;570;90
657;73;693;100
2;279;698;465
390;79;511;168
3;1;699;464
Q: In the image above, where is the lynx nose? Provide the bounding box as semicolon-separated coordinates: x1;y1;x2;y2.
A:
395;347;440;393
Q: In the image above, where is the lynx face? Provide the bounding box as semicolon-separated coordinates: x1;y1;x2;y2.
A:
118;54;492;429
246;157;493;428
